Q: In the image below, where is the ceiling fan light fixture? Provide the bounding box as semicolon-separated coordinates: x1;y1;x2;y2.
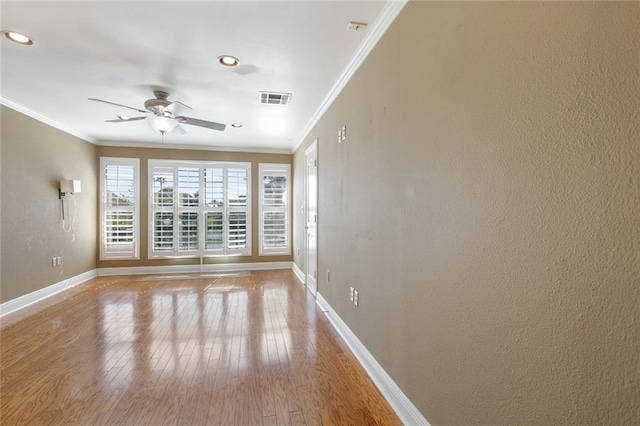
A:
218;55;239;67
147;116;178;133
2;30;35;45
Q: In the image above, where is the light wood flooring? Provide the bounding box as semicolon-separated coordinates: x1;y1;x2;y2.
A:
0;270;400;425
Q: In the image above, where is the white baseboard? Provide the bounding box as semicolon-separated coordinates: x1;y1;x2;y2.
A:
98;261;294;276
316;293;430;426
0;269;98;318
292;262;305;284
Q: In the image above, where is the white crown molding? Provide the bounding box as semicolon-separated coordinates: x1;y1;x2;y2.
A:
98;261;293;277
97;139;292;155
0;269;97;318
316;292;430;426
291;0;408;153
0;95;97;144
292;262;305;284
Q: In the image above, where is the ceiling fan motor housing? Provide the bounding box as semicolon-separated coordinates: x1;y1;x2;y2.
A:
144;91;172;115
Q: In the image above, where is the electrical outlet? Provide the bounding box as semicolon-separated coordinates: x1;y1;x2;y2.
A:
353;289;359;306
349;286;354;303
327;270;331;282
57;256;62;266
338;129;342;144
52;257;57;267
341;125;347;141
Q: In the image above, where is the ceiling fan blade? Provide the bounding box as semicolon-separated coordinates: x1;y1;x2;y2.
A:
177;116;226;131
172;124;187;135
164;100;193;116
104;116;147;123
88;98;148;114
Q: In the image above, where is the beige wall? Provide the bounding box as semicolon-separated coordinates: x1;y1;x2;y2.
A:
97;146;292;268
1;106;98;303
294;2;640;424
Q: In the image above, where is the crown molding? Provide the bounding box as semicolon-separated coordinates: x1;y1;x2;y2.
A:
0;94;97;144
97;139;292;155
291;0;408;153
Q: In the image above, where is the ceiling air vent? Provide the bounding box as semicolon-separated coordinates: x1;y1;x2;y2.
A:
259;91;292;106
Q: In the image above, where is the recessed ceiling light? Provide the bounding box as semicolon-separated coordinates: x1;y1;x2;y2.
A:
118;115;131;120
2;30;35;45
218;55;239;67
231;123;243;128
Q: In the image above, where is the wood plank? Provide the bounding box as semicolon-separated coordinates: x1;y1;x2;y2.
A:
0;271;401;425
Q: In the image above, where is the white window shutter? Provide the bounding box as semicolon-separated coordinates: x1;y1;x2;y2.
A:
259;163;291;256
100;158;139;260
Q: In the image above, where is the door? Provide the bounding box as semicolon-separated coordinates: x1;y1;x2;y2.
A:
305;140;318;296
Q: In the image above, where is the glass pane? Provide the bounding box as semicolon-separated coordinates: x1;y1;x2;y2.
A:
204;168;224;208
178;167;200;207
263;211;286;248
152;168;174;207
227;168;247;208
263;174;287;207
228;212;247;249
179;212;199;251
153;212;173;252
105;211;134;249
105;165;134;206
205;212;224;250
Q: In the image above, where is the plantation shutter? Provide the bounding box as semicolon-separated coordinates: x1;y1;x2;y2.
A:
204;167;224;252
151;166;175;253
148;160;250;258
101;158;139;259
227;167;249;253
259;164;290;255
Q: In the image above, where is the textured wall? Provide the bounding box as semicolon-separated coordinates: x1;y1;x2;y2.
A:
1;106;98;303
96;146;292;268
293;2;640;423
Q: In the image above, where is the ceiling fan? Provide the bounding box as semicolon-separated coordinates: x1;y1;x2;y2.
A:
88;90;226;135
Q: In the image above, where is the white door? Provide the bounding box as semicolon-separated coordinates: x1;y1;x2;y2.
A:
305;140;318;296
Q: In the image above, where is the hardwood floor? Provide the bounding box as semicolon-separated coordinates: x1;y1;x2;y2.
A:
0;270;401;425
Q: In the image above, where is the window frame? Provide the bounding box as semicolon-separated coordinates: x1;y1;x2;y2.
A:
258;163;291;256
147;159;252;259
99;157;140;260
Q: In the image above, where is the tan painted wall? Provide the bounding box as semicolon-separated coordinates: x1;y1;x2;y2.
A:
293;2;640;424
97;146;292;268
1;106;98;303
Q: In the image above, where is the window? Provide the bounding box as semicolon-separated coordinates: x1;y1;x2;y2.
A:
259;163;291;256
148;160;251;258
100;157;139;260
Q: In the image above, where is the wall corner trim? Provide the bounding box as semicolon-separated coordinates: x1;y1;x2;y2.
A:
292;262;305;284
0;95;97;144
316;292;430;426
0;269;98;318
291;0;408;153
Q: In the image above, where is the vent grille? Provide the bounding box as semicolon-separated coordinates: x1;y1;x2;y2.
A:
259;91;292;106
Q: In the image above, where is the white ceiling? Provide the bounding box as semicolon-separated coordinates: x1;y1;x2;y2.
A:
1;1;398;153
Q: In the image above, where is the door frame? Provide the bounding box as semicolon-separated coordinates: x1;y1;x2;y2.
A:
304;139;318;296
